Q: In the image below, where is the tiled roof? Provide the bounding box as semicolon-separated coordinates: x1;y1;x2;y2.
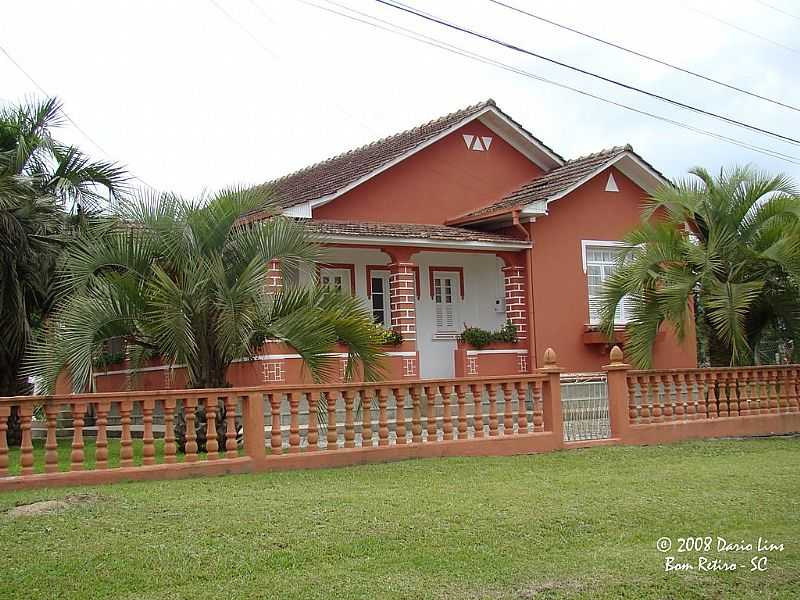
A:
253;99;562;210
451;145;634;222
304;219;529;246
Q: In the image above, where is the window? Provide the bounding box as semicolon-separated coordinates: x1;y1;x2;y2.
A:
585;244;632;325
320;268;351;293
370;273;390;325
433;273;458;333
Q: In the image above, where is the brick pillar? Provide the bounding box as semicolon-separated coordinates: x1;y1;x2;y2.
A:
266;259;283;294
389;262;417;341
502;264;528;341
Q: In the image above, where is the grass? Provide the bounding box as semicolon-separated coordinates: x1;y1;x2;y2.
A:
1;437;798;599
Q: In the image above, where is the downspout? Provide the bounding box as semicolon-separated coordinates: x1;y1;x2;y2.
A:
513;210;538;370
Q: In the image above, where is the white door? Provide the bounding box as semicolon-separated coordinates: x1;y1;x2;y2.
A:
419;273;459;379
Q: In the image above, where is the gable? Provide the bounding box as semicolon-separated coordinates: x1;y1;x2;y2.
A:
312;119;545;224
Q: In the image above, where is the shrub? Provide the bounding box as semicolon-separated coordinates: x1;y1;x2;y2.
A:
460;320;518;349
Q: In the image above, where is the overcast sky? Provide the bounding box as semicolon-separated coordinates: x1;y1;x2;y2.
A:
2;0;799;197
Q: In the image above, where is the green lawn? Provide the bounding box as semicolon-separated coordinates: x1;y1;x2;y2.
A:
1;437;798;599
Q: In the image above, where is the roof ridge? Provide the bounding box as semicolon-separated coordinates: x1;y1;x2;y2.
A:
262;99;495;188
564;144;632;164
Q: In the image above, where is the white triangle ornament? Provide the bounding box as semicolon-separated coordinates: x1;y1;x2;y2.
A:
472;137;484;151
462;134;475;149
605;173;619;192
481;136;493;150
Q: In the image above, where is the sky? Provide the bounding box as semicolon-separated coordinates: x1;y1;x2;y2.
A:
1;0;799;197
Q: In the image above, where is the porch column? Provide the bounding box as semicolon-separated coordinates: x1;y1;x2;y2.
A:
266;259;283;294
384;247;419;378
499;255;528;342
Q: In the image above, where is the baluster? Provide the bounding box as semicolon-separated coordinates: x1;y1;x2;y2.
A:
0;407;8;477
163;399;177;464
532;381;544;432
471;383;484;437
326;391;338;450
674;374;685;421
410;386;423;444
686;373;697;421
288;392;301;452
487;383;499;436
515;381;528;432
758;369;770;414
344;390;356;448
95;401;110;469
425;385;438;442
378;387;390;446
717;372;729;417
706;373;718;418
651;375;664;423
224;396;238;458
269;392;283;454
728;372;740;417
738;371;750;416
627;376;639;424
142;399;156;465
501;382;514;434
393;387;407;445
68;402;86;471
456;384;468;438
20;403;34;476
45;402;60;473
768;369;780;414
307;392;320;450
183;398;198;463
788;368;800;413
638;376;651;423
360;389;373;447
778;369;790;414
441;384;453;441
204;398;219;459
662;375;674;421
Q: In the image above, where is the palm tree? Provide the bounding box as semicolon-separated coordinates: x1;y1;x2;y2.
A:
1;98;127;406
28;187;386;395
600;166;800;368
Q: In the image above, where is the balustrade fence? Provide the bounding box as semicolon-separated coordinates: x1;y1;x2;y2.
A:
1;347;799;491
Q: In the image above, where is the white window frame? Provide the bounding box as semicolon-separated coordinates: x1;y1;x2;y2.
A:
369;271;391;326
581;240;632;326
320;267;351;294
432;271;459;336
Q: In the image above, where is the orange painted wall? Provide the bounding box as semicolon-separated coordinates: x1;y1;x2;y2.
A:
313;120;544;224
528;166;697;372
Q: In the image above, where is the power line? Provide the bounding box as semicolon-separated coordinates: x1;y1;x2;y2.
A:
0;41;156;190
296;0;800;165
373;0;800;149
487;0;800;113
752;0;800;21
685;3;800;55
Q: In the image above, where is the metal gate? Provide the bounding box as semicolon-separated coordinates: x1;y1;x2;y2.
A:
561;373;610;441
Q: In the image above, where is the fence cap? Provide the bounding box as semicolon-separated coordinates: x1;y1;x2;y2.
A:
602;345;630;371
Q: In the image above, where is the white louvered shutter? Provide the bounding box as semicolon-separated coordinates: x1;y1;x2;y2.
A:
434;276;456;332
586;246;627;325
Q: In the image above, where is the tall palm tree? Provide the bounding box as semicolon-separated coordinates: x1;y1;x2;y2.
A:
1;97;128;399
28;187;386;394
600;166;800;368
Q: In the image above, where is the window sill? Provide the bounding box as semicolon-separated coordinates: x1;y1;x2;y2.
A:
432;333;459;341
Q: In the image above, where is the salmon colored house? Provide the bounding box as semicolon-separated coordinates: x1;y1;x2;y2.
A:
92;99;696;392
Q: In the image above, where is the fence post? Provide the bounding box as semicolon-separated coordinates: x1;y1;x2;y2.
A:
538;348;564;445
242;394;266;463
602;345;631;440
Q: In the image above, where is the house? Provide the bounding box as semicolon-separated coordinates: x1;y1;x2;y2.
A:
92;99;696;392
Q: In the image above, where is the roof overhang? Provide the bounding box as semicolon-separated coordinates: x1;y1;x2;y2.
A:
283;105;564;217
521;150;668;217
318;233;531;252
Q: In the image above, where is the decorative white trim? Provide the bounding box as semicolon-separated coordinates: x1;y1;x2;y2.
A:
605;173;619;192
306;106;563;211
282;202;312;218
462;134;475;148
465;349;529;356
580;239;626;273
